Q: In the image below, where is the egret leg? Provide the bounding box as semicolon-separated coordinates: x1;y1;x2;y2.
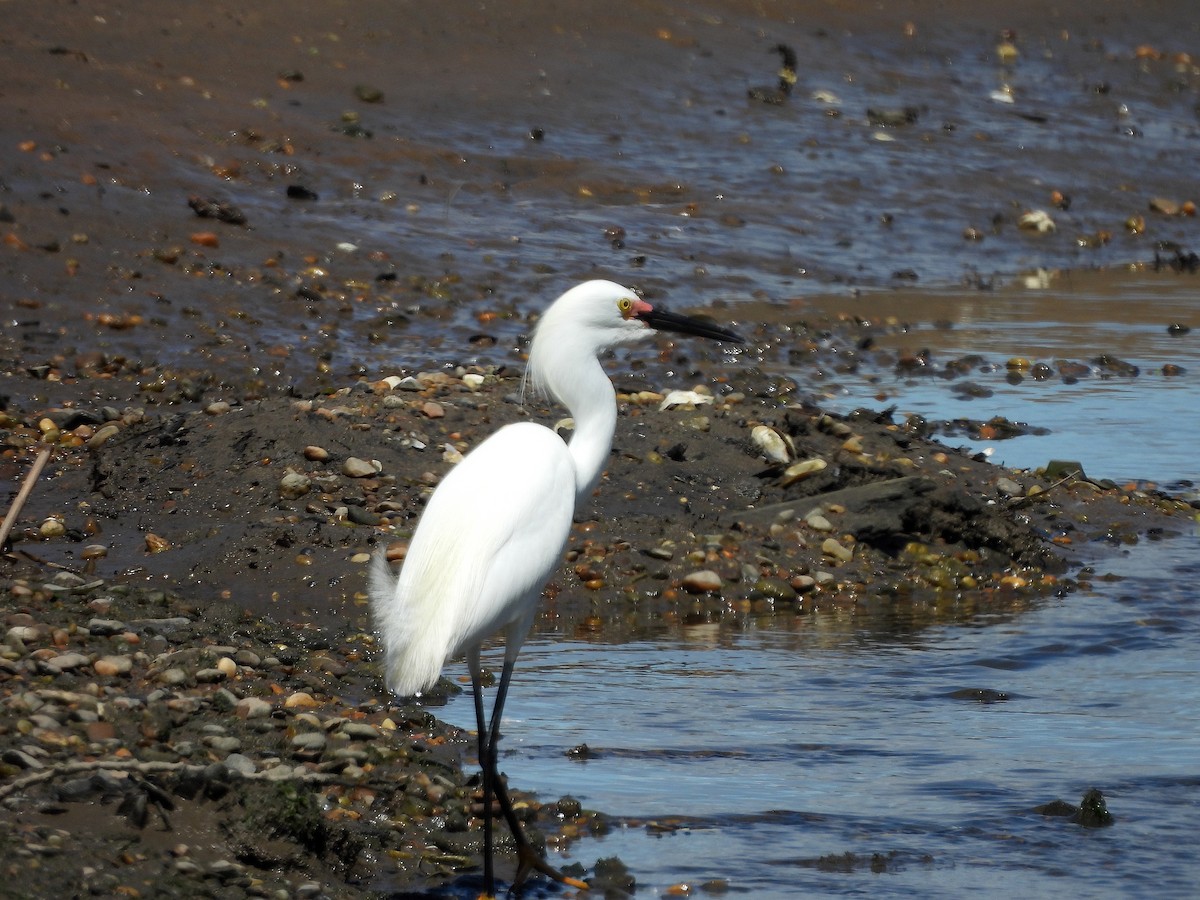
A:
473;653;589;894
469;651;499;900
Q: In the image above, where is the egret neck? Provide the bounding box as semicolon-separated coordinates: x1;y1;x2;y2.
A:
528;346;617;501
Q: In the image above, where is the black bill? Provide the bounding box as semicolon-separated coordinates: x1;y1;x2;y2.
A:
638;307;747;344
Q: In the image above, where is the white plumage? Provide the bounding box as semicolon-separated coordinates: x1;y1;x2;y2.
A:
367;279;743;896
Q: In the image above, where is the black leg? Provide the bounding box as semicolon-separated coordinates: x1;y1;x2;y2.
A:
468;652;497;900
481;655;589;893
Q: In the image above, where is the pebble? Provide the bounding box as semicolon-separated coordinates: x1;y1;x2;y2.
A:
145;533;171;554
342;457;380;477
47;652;90;670
279;470;312;499
93;655;133;676
40;518;66;538
87;618;126;636
284;691;319;709
340;722;381;740
805;512;834;532
291;732;327;751
235;697;272;719
303;445;330;462
996;477;1024;497
223;753;257;776
821;538;854;563
681;570;723;594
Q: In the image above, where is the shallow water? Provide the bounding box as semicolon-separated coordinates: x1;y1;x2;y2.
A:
788;270;1200;486
442;531;1200;898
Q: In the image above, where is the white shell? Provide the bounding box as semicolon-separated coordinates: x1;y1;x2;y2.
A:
659;390;714;411
781;458;827;486
751;425;792;464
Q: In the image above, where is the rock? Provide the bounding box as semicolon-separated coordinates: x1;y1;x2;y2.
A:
223;753;257;776
93;655;133;677
342;457;380;478
821;538;854;563
235;697;272;720
996;477;1023;497
291;732;327;751
805;512;834;532
284;691;318;709
681;570;723;594
48;652;90;670
279;471;312;499
339;722;380;740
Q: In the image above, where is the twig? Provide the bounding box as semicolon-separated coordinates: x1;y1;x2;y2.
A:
0;446;52;549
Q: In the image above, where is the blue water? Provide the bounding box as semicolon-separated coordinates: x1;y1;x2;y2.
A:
790;271;1200;487
442;532;1200;897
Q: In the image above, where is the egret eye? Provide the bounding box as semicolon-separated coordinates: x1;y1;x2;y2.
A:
617;296;634;317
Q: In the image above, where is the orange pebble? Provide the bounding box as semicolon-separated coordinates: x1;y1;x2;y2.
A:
190;231;220;247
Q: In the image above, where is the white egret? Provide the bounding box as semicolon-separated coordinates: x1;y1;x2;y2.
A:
370;279;744;897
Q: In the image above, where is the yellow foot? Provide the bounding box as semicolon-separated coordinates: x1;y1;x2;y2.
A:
514;844;590;891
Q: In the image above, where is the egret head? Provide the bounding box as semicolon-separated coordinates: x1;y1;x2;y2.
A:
526;280;744;396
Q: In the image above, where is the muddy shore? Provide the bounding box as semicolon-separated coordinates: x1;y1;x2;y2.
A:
3;1;1200;897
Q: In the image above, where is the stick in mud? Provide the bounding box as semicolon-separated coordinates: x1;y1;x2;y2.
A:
0;446;52;550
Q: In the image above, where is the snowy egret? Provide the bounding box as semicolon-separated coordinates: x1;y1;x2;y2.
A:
370;279;744;897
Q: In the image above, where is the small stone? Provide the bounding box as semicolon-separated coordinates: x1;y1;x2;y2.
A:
279;471;312;499
157;667;189;686
291;732;327;751
805;513;834;532
995;477;1023;497
204;401;232;416
791;574;817;593
40;518;66;538
821;538;854;563
48;652;90;670
681;570;723;594
145;533;171;554
93;655;133;677
87;424;120;448
1149;196;1180;216
339;722;380;740
342;457;380;478
195;668;227;683
303;445;329;462
80;544;109;561
215;657;238;678
284;691;318;709
421;401;445;419
235;697;272;720
223;753;257;776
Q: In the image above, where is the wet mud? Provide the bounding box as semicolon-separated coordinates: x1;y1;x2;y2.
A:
3;1;1199;896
